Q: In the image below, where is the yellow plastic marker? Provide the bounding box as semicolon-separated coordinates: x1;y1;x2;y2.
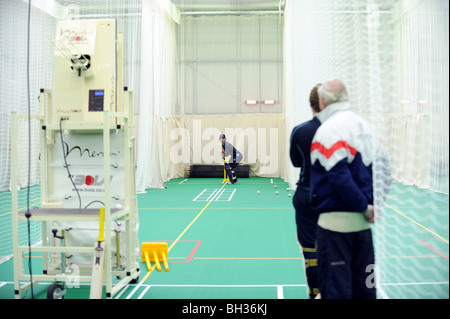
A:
153;250;162;271
141;242;169;272
161;250;169;271
144;250;151;271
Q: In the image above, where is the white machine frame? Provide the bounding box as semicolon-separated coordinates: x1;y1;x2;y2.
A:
10;88;139;299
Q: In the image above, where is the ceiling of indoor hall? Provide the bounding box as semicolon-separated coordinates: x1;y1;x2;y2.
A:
171;0;286;13
52;0;396;17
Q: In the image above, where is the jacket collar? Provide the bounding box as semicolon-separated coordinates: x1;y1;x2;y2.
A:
317;101;352;123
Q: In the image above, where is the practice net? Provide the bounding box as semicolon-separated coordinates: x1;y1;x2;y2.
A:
0;0;142;264
291;0;448;298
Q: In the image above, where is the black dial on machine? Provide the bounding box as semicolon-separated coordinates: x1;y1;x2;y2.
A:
89;90;104;112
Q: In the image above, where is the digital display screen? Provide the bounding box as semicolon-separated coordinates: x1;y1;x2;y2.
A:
94;90;104;96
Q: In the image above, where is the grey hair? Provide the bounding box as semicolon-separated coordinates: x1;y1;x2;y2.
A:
318;79;349;105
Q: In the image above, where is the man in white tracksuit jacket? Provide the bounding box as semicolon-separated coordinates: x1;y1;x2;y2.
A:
310;79;391;299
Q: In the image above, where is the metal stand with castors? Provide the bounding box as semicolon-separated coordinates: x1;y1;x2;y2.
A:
10;89;139;299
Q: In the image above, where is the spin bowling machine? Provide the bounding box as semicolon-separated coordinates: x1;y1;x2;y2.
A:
53;19;123;125
10;19;139;299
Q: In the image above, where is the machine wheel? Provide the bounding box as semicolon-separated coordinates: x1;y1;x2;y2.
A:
47;283;65;299
130;269;139;284
130;276;139;284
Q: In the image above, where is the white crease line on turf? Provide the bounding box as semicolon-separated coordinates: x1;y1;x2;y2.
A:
126;280;144;299
277;285;284;299
134;284;307;288
213;189;221;201
215;188;226;201
377;285;389;299
2;281;449;299
138;285;151;299
215;188;226;202
3;281;449;288
228;189;236;201
114;284;129;299
5;281;447;288
192;189;207;201
206;189;219;201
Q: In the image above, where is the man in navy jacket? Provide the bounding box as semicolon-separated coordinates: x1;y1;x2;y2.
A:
290;84;322;299
310;79;391;299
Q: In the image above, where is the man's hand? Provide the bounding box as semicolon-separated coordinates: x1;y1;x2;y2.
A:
364;204;375;223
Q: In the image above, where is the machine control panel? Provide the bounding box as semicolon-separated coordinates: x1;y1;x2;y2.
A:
88;89;104;112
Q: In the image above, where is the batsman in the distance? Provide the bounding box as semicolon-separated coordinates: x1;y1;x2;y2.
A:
219;134;243;184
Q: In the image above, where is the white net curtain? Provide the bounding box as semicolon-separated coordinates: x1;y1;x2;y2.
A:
284;0;448;299
284;0;448;195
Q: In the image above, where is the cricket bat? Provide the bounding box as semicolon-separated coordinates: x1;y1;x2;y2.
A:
89;206;106;299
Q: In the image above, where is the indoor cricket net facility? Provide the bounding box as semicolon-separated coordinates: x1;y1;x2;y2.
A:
0;0;448;301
